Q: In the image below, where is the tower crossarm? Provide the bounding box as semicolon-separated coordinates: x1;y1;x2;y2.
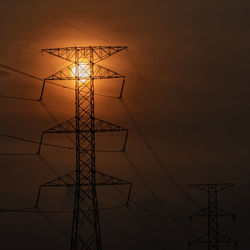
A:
93;64;125;80
35;170;132;209
190;183;235;193
43;117;76;133
40;169;131;187
41;46;127;63
189;233;208;244
37;117;129;154
42;117;128;134
217;233;237;244
216;207;236;217
94;118;127;132
190;207;208;217
189;233;236;245
45;63;76;81
190;207;235;217
188;234;237;247
44;63;125;81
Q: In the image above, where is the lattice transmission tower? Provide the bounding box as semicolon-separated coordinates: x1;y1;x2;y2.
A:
188;183;237;250
35;46;131;250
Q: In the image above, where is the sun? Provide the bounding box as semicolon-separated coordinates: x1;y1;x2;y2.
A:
72;62;90;83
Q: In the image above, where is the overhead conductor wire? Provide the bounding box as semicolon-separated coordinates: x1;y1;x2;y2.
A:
120;98;200;209
21;0;112;43
0;132;72;154
121;152;197;240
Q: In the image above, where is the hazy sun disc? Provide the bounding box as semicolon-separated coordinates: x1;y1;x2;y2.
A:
72;62;90;83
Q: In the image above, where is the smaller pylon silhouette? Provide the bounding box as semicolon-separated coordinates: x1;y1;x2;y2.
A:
188;183;237;250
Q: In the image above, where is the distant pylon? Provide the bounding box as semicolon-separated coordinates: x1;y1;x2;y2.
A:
188;183;237;250
37;46;131;250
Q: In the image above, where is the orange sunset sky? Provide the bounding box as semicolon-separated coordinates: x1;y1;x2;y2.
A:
0;0;250;249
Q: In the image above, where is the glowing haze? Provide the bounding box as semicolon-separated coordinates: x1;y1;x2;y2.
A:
0;0;249;249
72;62;90;83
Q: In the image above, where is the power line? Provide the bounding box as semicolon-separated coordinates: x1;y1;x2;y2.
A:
0;63;42;81
0;207;71;240
123;151;153;195
0;205;127;215
21;0;111;43
39;103;75;146
125;204;165;248
1;203;180;250
106;184;166;249
101;216;153;248
0;132;72;151
0;208;72;214
122;152;196;239
38;154;62;178
37;208;70;239
0;38;40;53
0;63;73;90
0;153;37;156
0;94;38;102
120;98;200;209
127;51;159;106
114;179;184;222
101;216;186;250
130;200;174;221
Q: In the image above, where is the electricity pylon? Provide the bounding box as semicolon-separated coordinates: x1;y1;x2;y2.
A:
188;183;237;250
37;46;131;250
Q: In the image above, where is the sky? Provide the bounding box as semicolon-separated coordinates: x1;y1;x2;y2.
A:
0;0;250;249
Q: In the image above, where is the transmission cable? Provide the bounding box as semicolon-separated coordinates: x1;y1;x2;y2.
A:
0;94;38;102
37;208;70;239
21;0;111;43
114;185;184;222
122;151;197;240
0;153;37;156
0;132;72;152
0;38;40;53
0;63;73;90
120;98;200;209
101;216;186;250
0;207;72;214
39;103;75;146
127;51;159;107
125;204;165;248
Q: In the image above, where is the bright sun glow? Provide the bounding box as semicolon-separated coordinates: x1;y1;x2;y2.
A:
72;62;90;83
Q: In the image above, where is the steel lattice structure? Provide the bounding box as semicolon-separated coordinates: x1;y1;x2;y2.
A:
189;183;237;250
37;46;131;250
